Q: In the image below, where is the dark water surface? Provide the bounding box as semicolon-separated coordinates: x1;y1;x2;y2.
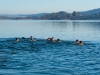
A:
0;20;100;75
0;38;100;75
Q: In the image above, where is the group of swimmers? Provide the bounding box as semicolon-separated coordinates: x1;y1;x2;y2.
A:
15;36;83;46
15;36;35;42
16;36;61;42
76;39;83;46
47;37;61;42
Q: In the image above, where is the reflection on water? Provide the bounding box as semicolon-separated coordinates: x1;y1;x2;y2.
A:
0;20;100;41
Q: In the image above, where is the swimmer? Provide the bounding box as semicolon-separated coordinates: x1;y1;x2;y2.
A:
50;37;55;42
79;41;83;46
57;39;61;42
47;38;50;40
22;37;25;39
30;36;35;41
76;39;79;44
15;38;19;42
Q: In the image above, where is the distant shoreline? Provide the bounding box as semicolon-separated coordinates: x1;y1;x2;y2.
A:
1;8;100;20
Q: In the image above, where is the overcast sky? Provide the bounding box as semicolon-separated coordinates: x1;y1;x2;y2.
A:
0;0;99;14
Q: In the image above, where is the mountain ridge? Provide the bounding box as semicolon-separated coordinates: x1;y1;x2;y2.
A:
0;8;100;20
80;8;100;15
0;8;100;17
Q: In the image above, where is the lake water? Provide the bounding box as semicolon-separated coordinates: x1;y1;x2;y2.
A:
0;20;100;75
0;20;100;41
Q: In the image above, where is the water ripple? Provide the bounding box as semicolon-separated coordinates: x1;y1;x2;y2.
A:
0;38;100;75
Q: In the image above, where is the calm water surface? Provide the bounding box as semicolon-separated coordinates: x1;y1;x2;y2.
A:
0;20;100;41
0;20;100;75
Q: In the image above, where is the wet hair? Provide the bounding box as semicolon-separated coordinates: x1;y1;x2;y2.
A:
79;41;82;43
16;38;19;42
22;37;25;39
57;39;61;42
16;38;18;40
76;39;78;41
57;39;60;41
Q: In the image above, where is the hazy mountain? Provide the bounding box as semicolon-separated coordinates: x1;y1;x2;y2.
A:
0;13;48;18
80;8;100;15
0;8;100;20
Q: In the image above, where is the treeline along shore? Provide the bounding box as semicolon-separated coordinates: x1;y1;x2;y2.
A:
1;8;100;20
